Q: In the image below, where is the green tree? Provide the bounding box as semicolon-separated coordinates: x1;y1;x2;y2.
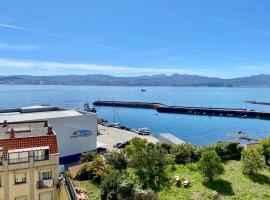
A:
124;137;167;188
260;137;270;164
80;152;97;163
105;151;128;171
241;148;265;175
198;151;224;181
172;143;200;164
76;156;111;183
209;141;243;160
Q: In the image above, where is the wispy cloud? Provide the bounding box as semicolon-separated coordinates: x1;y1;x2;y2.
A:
0;57;218;76
0;23;64;39
212;18;270;35
0;41;38;50
89;42;129;53
167;56;186;62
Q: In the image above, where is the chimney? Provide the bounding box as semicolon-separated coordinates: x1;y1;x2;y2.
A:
10;128;15;139
47;126;53;135
0;147;2;158
44;121;48;127
2;120;7;127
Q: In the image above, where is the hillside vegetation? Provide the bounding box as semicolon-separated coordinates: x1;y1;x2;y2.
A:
72;138;270;200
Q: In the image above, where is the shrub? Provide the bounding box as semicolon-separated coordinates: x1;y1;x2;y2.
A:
241;148;265;175
80;152;97;163
100;170;121;200
76;156;110;183
100;170;136;200
64;170;72;178
118;179;136;200
105;151;128;171
76;163;91;180
172;143;200;164
198;151;224;181
161;143;173;154
208;141;243;160
134;189;158;200
260;137;270;164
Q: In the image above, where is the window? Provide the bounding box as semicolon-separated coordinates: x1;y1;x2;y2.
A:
40;171;52;180
8;151;29;164
34;149;49;161
15;173;26;184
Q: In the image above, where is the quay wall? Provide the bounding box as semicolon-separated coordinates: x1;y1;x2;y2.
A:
93;101;270;120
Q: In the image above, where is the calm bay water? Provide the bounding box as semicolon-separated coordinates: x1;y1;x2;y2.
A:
1;85;270;146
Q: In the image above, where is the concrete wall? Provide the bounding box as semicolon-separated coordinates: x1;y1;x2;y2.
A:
48;114;97;159
57;180;71;200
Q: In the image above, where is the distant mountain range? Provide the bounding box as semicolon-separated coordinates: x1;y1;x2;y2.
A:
0;74;270;87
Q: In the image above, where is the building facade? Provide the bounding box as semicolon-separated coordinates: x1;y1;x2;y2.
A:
0;120;59;200
0;106;97;164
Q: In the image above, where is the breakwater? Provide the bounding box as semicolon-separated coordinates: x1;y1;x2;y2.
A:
93;100;270;120
245;101;270;106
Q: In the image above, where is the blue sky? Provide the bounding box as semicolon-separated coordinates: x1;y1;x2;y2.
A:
1;0;270;78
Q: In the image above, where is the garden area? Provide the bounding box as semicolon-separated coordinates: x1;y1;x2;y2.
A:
69;137;270;200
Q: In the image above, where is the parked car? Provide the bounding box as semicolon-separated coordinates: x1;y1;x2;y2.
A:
113;142;122;148
117;141;129;149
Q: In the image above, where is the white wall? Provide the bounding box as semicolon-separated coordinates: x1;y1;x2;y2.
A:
48;114;97;158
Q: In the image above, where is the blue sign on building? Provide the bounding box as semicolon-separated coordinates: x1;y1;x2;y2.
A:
70;129;92;138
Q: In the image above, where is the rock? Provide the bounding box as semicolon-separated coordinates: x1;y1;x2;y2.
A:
211;191;220;199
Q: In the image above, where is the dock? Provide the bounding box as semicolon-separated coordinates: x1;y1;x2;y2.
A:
159;133;185;145
93;100;270;120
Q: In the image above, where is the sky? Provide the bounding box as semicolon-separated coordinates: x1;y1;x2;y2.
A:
0;0;270;78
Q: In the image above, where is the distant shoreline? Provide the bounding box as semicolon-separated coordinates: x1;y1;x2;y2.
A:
1;74;270;87
1;84;270;88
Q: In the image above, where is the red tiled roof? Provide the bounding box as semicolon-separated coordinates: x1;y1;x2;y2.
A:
68;164;82;178
0;135;58;158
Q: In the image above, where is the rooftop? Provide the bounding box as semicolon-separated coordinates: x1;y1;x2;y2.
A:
0;105;90;122
0;121;52;139
0;120;58;157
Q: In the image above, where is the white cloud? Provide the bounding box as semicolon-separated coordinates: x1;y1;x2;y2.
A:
0;23;63;39
0;57;218;76
0;41;38;50
1;57;266;78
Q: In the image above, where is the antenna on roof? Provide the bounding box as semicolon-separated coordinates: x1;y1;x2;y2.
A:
44;121;48;127
10;128;15;139
2;120;7;128
47;126;53;135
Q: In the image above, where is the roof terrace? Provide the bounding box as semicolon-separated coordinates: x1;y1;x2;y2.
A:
0;120;54;139
0;120;58;158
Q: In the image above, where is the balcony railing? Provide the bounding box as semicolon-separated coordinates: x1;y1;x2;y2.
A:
37;179;54;189
8;157;29;164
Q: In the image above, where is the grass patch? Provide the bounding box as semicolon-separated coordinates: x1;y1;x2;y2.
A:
75;160;270;200
73;180;101;200
158;160;270;200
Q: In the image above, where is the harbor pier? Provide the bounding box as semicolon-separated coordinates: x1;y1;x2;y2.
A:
93;100;270;120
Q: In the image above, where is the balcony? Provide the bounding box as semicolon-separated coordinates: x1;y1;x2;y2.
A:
8;157;29;165
37;179;54;189
34;155;49;162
